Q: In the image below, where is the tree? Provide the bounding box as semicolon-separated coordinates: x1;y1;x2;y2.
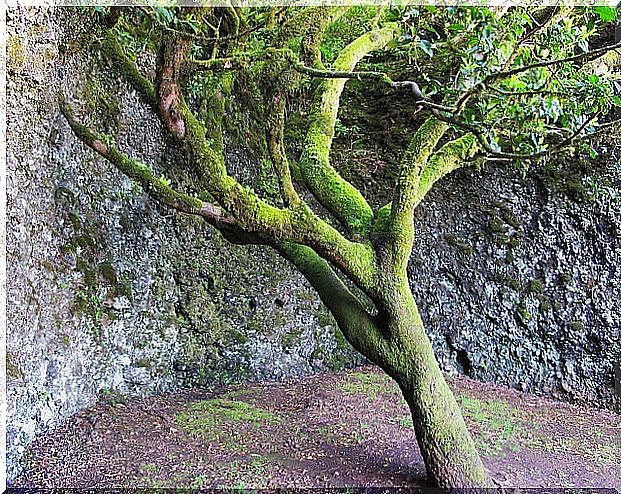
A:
60;5;620;489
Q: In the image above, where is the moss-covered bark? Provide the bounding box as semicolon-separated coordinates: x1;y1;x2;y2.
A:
374;280;490;488
277;242;389;365
299;25;398;236
385;118;448;276
281;239;489;488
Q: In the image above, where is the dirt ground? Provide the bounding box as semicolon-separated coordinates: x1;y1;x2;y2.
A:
11;366;621;489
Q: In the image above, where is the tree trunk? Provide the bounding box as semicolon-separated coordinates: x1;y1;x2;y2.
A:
376;283;490;489
279;245;488;489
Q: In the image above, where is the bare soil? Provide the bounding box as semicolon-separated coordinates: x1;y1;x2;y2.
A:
11;366;621;489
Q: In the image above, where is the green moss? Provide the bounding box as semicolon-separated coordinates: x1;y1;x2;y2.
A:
257;158;282;202
135;358;154;369
416;132;477;203
569;320;585;331
528;279;545;294
82;75;121;125
509;237;521;248
313;308;335;328
117;273;134;301
227;326;249;344
297;25;398;236
536;161;595;202
8;35;26;73
498;274;521;292
281;328;302;348
68;212;82;230
516;306;532;322
98;262;117;285
489;218;509;234
490;202;522;229
339;370;396;400
41;260;55;272
566;179;587;198
299;122;374;235
74;290;107;343
76;257;97;287
501;210;521;229
560;272;572;286
99;387;127;405
459;396;523;456
119;213;131;230
444;234;474;256
175;398;281;436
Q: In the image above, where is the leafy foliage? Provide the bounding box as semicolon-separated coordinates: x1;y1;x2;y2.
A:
374;6;620;160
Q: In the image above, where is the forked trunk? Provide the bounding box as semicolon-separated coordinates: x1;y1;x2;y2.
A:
280;245;489;489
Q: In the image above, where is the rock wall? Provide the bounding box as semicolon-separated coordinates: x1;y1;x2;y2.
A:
6;5;620;484
412;159;620;412
6;8;356;481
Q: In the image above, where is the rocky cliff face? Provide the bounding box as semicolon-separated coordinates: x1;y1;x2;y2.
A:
6;8;356;481
411;159;620;412
6;6;620;484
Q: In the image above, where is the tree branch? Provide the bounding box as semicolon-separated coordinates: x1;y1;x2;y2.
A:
391;117;449;214
415;133;478;206
155;36;193;140
501;7;560;70
291;59;393;83
487;40;621;85
276;242;390;366
455;40;621;112
101;32;157;111
298;24;399;237
63;81;379;296
264;89;301;207
384;117;448;275
434;110;600;160
290;59;456;114
59;96;235;227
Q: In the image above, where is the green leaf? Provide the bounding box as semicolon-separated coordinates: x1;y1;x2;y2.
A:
588;146;598;159
419;39;434;57
593;6;617;22
611;95;621;107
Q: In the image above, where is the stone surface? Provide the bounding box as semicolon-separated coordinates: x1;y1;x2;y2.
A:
6;8;355;481
412;159;620;412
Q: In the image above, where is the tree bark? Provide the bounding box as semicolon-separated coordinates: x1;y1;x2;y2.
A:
298;266;489;489
375;283;490;489
283;244;489;488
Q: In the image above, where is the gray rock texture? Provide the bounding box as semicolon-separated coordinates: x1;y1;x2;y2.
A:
6;8;355;481
6;5;620;484
411;159;620;412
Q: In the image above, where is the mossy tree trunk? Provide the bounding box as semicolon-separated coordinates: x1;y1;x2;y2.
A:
280;243;489;489
60;6;509;489
375;282;489;488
